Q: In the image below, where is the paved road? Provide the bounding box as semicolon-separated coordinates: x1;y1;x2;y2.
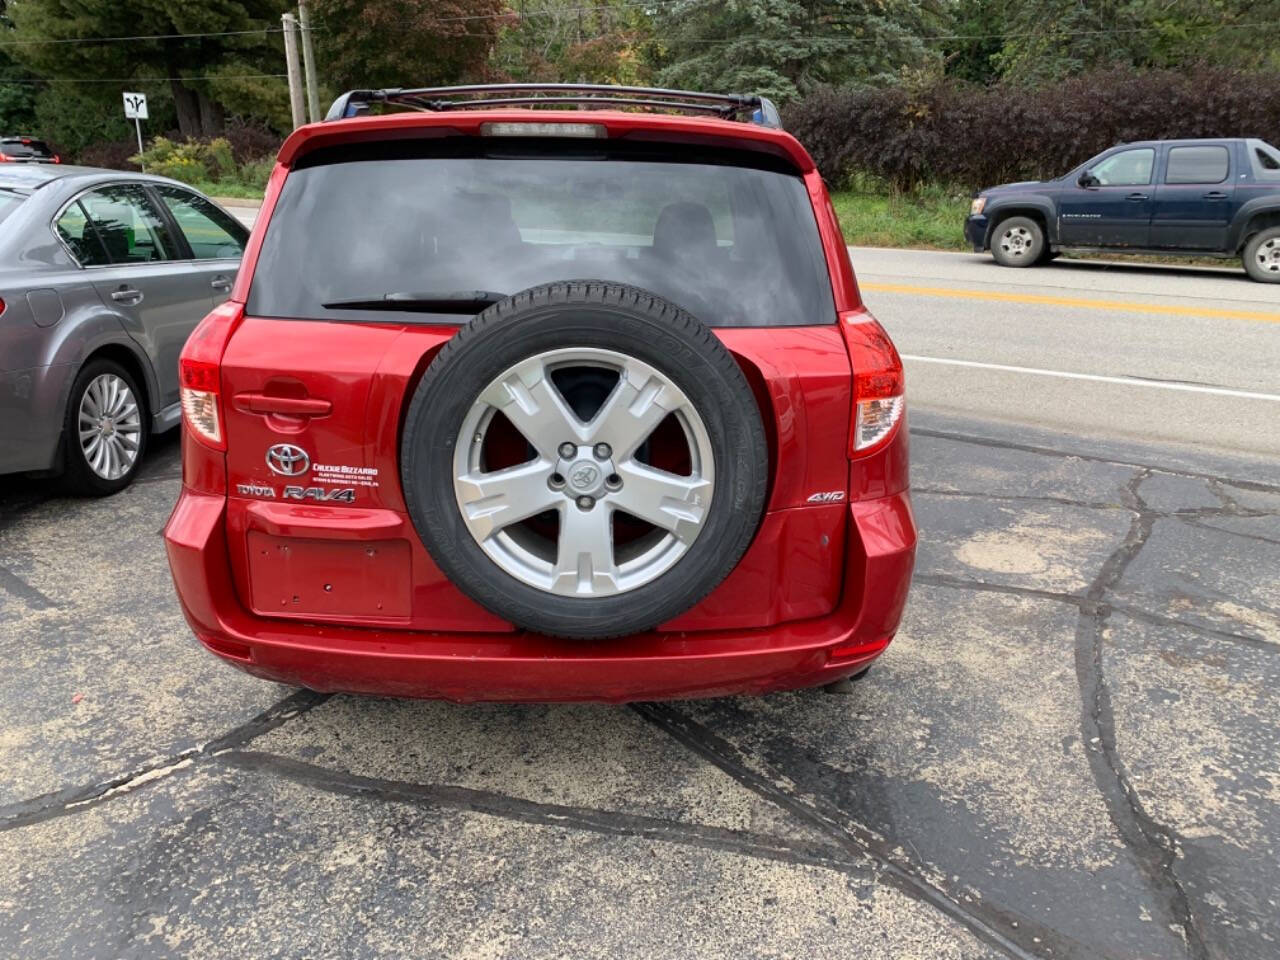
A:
1;413;1277;959
853;248;1280;461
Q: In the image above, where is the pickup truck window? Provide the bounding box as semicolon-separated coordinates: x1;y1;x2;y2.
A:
1090;148;1154;186
1251;145;1280;181
1166;145;1229;185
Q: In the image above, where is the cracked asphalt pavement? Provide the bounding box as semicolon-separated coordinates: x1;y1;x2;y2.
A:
1;410;1278;960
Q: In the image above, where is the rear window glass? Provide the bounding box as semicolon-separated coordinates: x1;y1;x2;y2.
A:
1165;145;1229;184
1251;144;1280;181
0;188;24;224
248;140;835;327
0;138;53;159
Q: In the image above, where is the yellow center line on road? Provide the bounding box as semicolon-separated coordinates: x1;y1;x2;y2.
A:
860;281;1280;324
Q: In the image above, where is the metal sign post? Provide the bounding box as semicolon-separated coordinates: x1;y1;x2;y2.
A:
122;92;149;171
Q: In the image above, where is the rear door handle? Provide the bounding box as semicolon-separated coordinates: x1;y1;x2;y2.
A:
1202;191;1228;200
210;275;232;291
109;286;143;305
1126;193;1149;201
232;392;332;417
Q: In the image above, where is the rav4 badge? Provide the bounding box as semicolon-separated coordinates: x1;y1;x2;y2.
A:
282;486;357;503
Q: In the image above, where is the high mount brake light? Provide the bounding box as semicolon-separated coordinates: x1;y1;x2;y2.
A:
841;312;905;457
480;122;606;138
178;301;243;451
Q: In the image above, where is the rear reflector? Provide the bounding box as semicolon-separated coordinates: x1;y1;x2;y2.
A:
841;311;905;456
480;121;605;138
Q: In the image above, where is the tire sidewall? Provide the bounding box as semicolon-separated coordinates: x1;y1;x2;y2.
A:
991;216;1045;268
400;283;767;638
62;358;149;496
1243;227;1280;283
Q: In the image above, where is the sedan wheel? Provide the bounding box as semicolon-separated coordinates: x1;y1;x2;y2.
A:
79;373;143;480
62;359;149;496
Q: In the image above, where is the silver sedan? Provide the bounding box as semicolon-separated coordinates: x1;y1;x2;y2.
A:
0;163;248;494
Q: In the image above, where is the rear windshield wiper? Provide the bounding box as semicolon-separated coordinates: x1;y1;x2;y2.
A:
322;290;506;314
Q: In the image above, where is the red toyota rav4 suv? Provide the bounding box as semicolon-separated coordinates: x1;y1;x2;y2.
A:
164;84;916;702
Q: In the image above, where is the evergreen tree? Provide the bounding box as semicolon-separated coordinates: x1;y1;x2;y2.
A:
652;0;941;103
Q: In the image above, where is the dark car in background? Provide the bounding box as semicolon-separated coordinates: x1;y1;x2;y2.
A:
0;163;249;494
965;138;1280;282
0;136;59;164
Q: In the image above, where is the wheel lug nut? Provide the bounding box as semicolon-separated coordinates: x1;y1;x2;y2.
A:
558;442;577;459
549;473;565;490
593;443;611;460
576;495;594;510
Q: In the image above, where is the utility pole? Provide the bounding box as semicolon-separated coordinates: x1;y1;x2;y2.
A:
282;12;306;129
297;0;321;123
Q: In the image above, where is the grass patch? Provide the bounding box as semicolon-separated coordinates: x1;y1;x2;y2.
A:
190;180;266;201
828;182;970;251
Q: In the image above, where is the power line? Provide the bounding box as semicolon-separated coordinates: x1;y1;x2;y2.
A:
0;73;288;86
0;27;286;48
436;0;684;23
658;20;1280;45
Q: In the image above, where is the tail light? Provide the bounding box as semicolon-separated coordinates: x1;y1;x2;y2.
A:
179;301;243;451
0;297;6;315
52;154;61;164
0;154;11;163
841;311;905;457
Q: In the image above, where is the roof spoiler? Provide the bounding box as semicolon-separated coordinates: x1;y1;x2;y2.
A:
324;83;783;130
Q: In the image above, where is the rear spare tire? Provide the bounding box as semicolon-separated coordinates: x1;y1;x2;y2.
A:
400;281;768;639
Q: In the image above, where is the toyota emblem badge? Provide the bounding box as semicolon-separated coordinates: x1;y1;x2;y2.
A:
266;443;310;477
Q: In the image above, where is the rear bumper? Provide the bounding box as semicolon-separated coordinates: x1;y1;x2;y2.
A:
164;489;916;702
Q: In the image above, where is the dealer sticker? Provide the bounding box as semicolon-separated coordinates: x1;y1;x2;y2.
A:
313;463;380;488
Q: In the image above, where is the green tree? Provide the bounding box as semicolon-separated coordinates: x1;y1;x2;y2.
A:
310;0;506;91
493;0;655;84
7;0;290;138
0;0;40;133
995;0;1280;85
652;0;942;104
938;0;1006;84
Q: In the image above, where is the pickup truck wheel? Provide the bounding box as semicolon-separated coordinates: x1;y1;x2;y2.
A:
400;281;768;640
1243;228;1280;283
991;217;1044;268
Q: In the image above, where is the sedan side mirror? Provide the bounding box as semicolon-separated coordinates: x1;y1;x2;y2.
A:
1078;171;1099;188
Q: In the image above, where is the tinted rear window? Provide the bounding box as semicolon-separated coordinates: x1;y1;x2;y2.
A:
0;139;53;159
248;139;835;327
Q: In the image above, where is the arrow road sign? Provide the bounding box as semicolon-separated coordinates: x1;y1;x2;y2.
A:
122;92;148;120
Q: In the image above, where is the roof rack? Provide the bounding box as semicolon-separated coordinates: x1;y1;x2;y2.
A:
324;83;783;129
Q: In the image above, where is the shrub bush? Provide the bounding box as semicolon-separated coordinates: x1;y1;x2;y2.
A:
788;67;1280;192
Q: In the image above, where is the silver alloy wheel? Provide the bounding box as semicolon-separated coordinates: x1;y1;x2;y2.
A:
453;347;715;597
999;225;1033;258
1258;237;1280;274
78;373;142;480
